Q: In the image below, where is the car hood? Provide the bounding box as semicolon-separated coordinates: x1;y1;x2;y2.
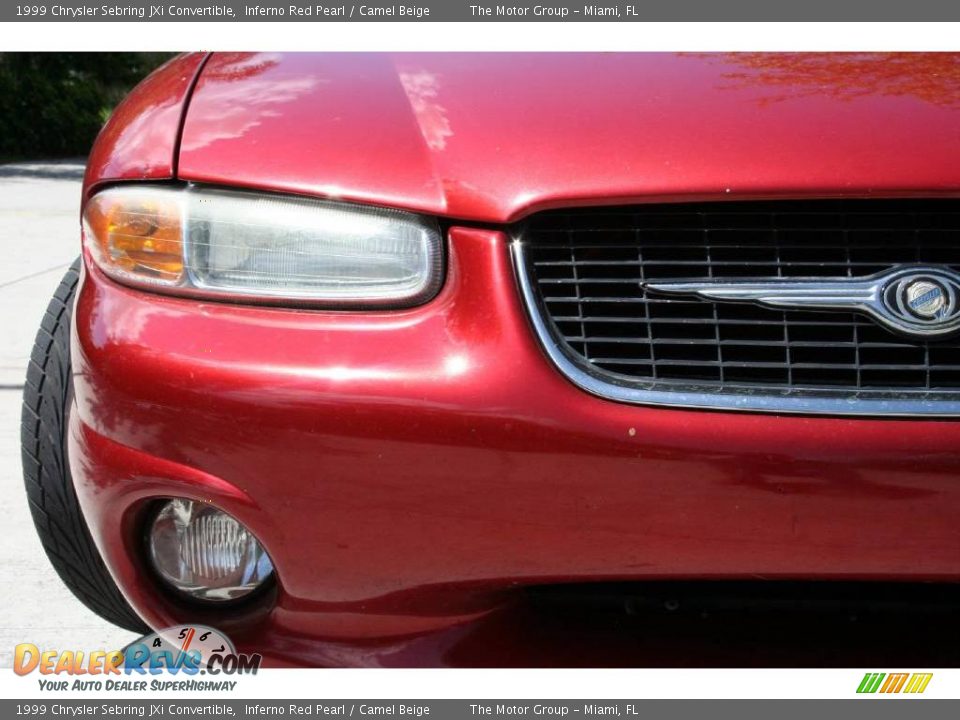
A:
177;52;960;223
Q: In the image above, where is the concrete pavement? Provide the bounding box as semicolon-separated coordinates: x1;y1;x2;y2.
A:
0;160;138;667
0;160;84;386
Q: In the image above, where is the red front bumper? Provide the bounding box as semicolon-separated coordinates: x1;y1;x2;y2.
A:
70;227;960;666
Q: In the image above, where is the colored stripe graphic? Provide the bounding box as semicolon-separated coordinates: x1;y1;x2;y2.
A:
904;674;933;694
857;673;886;693
880;673;909;693
857;672;932;694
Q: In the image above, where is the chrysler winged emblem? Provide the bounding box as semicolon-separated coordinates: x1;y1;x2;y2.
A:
643;265;960;339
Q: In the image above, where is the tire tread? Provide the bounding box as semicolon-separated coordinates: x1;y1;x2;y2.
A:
21;259;148;633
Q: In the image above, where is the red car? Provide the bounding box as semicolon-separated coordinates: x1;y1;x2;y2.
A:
22;52;960;667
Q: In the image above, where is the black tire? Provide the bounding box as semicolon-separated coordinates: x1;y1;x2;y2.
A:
21;259;148;634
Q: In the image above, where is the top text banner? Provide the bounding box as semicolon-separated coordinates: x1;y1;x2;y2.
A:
6;0;960;21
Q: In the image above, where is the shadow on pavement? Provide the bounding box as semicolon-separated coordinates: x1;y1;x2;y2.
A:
0;159;86;180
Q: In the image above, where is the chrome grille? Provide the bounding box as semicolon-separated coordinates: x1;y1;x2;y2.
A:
516;199;960;414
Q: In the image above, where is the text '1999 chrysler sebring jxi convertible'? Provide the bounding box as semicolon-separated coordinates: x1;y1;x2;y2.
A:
21;52;960;667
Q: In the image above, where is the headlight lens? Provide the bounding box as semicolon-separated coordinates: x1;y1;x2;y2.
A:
148;499;274;602
83;186;443;307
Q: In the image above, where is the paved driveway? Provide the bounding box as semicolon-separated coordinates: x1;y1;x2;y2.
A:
0;160;137;666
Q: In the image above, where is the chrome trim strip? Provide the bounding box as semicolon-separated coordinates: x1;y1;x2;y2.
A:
511;238;960;417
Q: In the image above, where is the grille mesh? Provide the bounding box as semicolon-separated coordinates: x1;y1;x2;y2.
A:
520;200;960;395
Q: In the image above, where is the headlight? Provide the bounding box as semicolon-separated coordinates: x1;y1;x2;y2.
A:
82;185;443;307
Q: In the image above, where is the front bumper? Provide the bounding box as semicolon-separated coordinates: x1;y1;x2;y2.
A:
70;227;960;666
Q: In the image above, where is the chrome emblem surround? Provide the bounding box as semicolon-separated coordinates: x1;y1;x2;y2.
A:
644;265;960;340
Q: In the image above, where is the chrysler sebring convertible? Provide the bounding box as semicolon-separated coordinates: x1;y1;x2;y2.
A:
21;52;960;667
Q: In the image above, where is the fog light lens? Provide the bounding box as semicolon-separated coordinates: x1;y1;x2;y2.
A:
148;499;274;602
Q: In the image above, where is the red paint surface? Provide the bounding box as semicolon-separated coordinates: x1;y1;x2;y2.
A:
83;53;207;198
70;229;960;666
178;52;960;221
72;53;960;665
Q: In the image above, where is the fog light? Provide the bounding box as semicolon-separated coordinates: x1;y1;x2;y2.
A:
148;499;274;602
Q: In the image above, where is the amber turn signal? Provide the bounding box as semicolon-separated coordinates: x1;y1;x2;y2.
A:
83;188;184;285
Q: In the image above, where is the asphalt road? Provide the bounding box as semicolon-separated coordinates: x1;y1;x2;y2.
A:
0;160;138;667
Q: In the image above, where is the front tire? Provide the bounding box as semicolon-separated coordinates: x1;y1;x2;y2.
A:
21;259;148;634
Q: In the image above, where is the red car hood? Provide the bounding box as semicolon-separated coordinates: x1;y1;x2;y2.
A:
178;52;960;223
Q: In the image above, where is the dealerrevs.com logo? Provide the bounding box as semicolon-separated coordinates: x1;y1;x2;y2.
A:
14;625;261;692
857;672;933;695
